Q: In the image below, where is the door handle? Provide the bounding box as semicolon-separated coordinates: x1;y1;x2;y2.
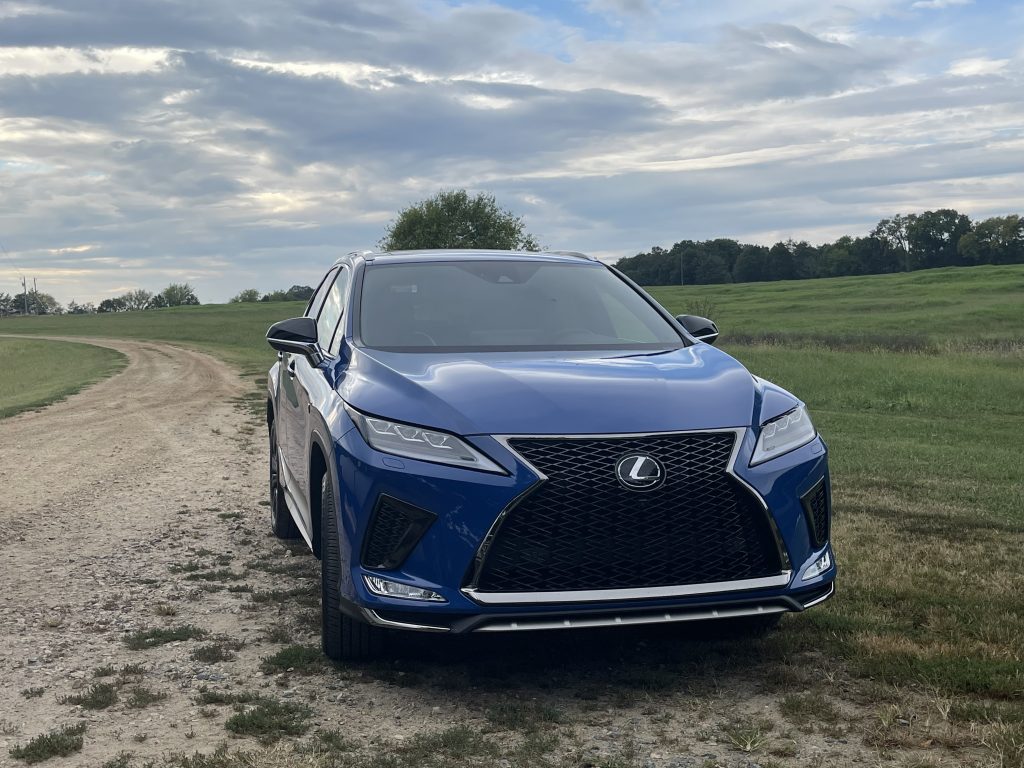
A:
277;351;283;361
287;359;297;378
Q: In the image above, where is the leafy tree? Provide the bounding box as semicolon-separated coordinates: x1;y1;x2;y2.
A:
691;253;731;284
160;282;200;307
122;289;153;311
27;290;62;315
98;297;127;313
285;285;315;301
958;215;1024;265
380;189;540;251
66;300;96;314
907;209;972;269
767;242;798;281
732;245;770;282
871;215;914;272
147;293;168;309
0;291;14;317
230;288;262;303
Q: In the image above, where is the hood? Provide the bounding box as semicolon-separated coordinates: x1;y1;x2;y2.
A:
337;344;757;436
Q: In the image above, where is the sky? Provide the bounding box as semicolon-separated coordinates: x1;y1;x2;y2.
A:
1;0;1022;305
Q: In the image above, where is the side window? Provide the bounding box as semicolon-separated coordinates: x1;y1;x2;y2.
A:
305;267;339;320
316;267;350;356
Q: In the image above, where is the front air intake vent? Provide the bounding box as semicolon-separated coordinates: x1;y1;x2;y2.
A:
800;478;831;549
361;495;436;570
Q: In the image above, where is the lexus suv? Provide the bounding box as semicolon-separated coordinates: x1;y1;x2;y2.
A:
265;249;835;660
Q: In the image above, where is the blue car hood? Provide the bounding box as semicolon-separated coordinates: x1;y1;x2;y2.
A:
338;344;756;436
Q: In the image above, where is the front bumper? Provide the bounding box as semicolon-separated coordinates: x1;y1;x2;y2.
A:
333;422;836;633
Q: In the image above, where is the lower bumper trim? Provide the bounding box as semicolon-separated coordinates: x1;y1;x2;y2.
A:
474;603;787;632
463;571;792;606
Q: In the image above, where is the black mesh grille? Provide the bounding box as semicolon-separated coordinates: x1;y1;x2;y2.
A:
801;479;830;549
361;496;435;570
473;433;783;593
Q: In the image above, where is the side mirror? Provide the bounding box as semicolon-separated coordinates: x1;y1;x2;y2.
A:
266;317;324;365
676;314;719;345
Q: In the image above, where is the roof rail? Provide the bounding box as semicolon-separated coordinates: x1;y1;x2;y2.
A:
348;249;377;257
547;250;597;261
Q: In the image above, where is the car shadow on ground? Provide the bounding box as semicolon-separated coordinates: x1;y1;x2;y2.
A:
355;619;804;702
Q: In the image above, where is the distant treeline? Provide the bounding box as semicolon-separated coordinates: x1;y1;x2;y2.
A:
614;210;1023;285
229;285;315;303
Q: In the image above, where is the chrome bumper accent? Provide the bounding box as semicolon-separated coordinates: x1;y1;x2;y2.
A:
463;571;792;605
362;608;450;633
799;581;834;609
474;602;787;632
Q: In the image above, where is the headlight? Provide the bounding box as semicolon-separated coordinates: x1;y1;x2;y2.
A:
347;406;505;474
751;404;816;466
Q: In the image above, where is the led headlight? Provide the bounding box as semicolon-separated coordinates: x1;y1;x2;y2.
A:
751;404;816;466
347;406;505;474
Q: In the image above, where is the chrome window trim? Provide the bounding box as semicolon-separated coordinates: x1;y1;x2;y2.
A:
462;427;792;603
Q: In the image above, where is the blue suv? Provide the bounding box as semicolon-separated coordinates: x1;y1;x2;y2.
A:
266;250;835;659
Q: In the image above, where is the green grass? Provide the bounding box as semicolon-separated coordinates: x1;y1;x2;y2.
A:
648;263;1024;347
223;696;311;743
124;625;208;650
0;337;126;418
0;300;299;381
9;723;87;764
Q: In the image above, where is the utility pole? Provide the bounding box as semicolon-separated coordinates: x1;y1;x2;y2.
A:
21;275;28;315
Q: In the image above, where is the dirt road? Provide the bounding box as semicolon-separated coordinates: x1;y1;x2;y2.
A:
0;339;978;768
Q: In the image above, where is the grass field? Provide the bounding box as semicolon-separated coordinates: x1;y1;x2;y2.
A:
0;337;127;419
3;263;1023;766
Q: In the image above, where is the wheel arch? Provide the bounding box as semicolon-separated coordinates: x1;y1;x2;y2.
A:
308;425;338;560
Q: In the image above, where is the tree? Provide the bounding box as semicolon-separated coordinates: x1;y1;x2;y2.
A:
160;282;200;307
147;293;168;309
767;242;798;281
27;290;62;315
98;297;128;313
122;289;153;311
66;300;96;314
285;285;315;301
380;189;540;251
0;291;14;317
230;288;261;303
732;245;770;283
907;209;972;269
871;215;914;272
958;215;1024;265
691;253;731;284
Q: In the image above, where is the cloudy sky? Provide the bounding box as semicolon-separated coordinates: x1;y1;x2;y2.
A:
1;0;1022;304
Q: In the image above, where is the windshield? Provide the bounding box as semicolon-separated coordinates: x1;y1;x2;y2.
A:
358;260;684;351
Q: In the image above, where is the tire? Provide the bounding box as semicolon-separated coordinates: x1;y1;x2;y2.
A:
269;421;300;539
320;472;384;661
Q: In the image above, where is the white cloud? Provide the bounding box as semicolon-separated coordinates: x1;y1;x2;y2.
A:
911;0;972;8
947;57;1009;77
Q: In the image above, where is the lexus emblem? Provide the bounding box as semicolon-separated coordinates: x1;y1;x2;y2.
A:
614;453;666;491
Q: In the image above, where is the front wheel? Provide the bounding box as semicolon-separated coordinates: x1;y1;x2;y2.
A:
320;473;384;660
269;421;299;539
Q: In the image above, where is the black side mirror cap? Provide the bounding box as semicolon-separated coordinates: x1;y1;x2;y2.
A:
676;314;719;345
266;317;324;365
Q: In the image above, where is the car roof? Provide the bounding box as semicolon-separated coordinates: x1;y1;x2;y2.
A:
333;249;601;268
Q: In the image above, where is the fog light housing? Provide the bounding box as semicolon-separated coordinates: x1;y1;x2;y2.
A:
364;575;446;602
802;550;832;581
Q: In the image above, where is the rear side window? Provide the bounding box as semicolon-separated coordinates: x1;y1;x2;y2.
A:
317;267;351;356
